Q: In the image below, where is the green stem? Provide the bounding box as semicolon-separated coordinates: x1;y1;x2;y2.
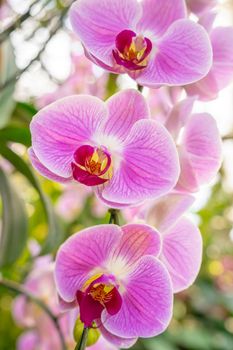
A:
108;209;120;225
0;278;67;350
74;327;89;350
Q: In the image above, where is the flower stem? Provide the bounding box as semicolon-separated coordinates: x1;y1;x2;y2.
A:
0;277;67;350
137;84;144;92
74;327;89;350
108;209;120;225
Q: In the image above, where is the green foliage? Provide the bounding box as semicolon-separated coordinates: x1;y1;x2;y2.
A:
0;143;64;254
0;168;28;267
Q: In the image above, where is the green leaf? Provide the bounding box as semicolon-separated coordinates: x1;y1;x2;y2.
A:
0;40;17;128
11;102;37;125
0;144;63;253
0;125;31;147
0;168;28;267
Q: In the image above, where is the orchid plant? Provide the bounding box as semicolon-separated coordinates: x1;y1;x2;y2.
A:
3;0;233;349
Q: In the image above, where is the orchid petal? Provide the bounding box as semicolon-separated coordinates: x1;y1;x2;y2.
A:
100;89;149;142
101;120;180;205
165;96;196;139
55;225;121;301
30;95;107;177
108;224;161;274
137;20;212;87
70;0;141;66
103;256;173;338
137;0;186;37
29;148;71;183
186;27;233;101
161;217;202;293
178;113;222;192
147;192;195;232
99;327;137;349
17;331;39;350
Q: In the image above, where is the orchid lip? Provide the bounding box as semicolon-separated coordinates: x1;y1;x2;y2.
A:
72;144;113;187
76;274;122;328
113;29;152;71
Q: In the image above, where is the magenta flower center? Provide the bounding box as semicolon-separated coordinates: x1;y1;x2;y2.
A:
76;275;122;328
71;145;112;186
113;29;152;71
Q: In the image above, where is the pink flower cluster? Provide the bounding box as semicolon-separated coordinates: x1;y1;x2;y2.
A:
26;0;233;349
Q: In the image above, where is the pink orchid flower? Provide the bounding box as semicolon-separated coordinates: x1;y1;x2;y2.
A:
145;192;203;293
55;224;173;348
185;24;233;101
186;0;217;15
29;89;180;208
69;0;212;88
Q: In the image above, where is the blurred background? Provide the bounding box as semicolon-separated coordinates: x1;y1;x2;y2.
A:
0;0;233;349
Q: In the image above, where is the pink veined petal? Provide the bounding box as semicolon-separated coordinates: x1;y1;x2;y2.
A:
69;0;141;66
137;0;186;37
186;27;233;101
160;217;203;293
146;192;195;232
103;256;173;338
99;89;149;142
178;113;222;192
137;20;213;87
109;224;161;269
101;119;180;205
99;327;137;349
165;96;196;140
54;225;122;301
30;95;108;178
17;331;39;350
84;48;122;74
29;148;72;183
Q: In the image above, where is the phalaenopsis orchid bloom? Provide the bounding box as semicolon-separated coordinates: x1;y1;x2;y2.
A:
29;89;180;208
69;0;213;87
55;224;173;348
